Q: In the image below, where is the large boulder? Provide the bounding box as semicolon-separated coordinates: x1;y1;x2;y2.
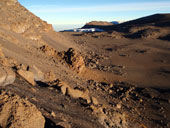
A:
16;64;44;85
17;69;36;86
16;64;44;82
0;90;45;128
0;66;16;86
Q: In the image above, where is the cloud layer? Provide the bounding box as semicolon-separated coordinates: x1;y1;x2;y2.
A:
28;1;170;13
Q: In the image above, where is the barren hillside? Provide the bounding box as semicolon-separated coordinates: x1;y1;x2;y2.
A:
0;0;170;128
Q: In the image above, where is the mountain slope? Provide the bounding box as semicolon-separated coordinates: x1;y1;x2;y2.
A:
0;0;53;35
120;13;170;27
82;14;170;40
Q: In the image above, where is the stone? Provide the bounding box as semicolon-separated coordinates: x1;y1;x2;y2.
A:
67;88;89;99
57;81;91;103
91;97;99;105
0;66;16;86
39;45;57;56
51;111;56;117
0;90;45;128
116;104;122;109
17;69;36;86
60;85;68;95
29;65;44;81
16;64;44;82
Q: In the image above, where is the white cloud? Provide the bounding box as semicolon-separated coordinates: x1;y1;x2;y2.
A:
28;1;170;13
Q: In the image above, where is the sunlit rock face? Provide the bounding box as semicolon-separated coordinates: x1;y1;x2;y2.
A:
0;0;53;35
1;0;18;5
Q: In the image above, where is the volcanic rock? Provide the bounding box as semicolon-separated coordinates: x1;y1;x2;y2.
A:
0;66;16;87
0;90;45;128
61;48;85;73
39;45;57;57
17;69;36;86
57;81;91;103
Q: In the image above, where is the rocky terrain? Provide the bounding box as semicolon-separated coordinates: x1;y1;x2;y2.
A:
0;0;170;128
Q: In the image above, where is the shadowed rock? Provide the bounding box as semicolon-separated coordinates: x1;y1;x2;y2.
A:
61;48;85;73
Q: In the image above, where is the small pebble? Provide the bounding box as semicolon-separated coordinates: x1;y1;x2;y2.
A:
116;104;121;109
51;111;56;117
139;99;143;103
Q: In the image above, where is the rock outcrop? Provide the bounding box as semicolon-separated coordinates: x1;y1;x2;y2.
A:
39;45;57;57
0;66;16;87
58;48;85;73
0;90;45;128
39;46;85;73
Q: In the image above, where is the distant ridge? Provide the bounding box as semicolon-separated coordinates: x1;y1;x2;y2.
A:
120;13;170;27
79;14;170;41
82;14;170;32
82;21;115;31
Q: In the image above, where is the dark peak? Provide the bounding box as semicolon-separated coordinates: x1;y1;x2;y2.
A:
120;13;170;26
153;13;170;16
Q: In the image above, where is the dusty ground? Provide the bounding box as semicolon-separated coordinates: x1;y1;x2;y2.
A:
64;32;170;87
1;30;170;128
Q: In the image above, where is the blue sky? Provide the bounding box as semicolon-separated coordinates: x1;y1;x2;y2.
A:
18;0;170;30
